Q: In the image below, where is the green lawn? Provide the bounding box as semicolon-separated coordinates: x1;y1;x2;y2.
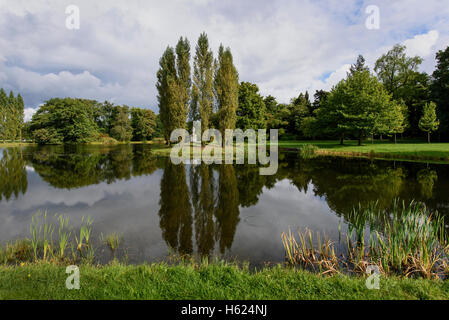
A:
1;263;448;300
276;140;449;162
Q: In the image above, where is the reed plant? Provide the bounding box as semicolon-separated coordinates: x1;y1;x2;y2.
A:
29;211;55;261
57;214;72;259
100;233;121;258
282;200;449;278
76;216;93;254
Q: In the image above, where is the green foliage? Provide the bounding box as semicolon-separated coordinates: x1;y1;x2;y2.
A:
93;101;115;134
0;89;25;142
215;45;239;137
374;45;429;137
419;102;439;143
176;37;192;122
431;46;449;139
32;128;63;145
236;82;266;130
375;44;423;99
157;43;190;144
288;92;311;137
322;69;400;145
110;105;133;142
29;98;98;144
153;114;165;138
191;33;214;132
300;117;318;139
265;97;289;137
131;108;156;141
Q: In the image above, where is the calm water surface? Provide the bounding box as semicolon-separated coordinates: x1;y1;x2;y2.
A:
0;144;448;265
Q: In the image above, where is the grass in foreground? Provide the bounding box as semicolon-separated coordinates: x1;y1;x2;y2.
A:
1;262;449;300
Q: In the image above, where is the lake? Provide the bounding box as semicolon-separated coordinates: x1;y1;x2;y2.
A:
0;144;448;266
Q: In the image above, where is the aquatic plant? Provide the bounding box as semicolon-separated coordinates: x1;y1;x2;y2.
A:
57;214;71;259
298;144;318;159
282;200;449;279
76;215;93;253
100;232;121;258
29;211;55;261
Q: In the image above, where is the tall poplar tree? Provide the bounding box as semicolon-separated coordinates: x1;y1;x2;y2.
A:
176;37;191;124
7;91;17;141
191;33;214;133
157;46;179;144
157;37;191;145
16;94;25;141
0;89;7;142
214;45;239;143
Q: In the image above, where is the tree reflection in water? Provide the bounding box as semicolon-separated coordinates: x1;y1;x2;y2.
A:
1;145;448;259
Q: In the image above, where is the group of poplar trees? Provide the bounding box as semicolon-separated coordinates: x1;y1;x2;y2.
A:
156;33;239;145
0;89;25;143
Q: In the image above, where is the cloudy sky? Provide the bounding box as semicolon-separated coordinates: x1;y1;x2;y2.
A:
0;0;448;121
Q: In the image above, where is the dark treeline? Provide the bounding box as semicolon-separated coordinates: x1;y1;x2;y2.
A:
27;98;159;144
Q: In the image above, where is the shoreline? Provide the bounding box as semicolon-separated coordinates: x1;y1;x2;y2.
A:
2;140;449;165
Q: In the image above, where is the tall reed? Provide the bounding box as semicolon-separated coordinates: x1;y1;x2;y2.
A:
282;200;449;278
57;214;71;259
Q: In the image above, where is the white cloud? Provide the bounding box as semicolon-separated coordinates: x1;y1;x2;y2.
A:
24;107;36;122
404;30;439;57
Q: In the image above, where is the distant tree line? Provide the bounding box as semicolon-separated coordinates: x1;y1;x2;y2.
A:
3;39;449;145
28;98;158;144
0;89;25;142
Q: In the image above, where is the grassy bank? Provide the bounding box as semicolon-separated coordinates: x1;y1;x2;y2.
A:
1;262;448;300
276;140;449;162
0;142;35;147
143;139;449;163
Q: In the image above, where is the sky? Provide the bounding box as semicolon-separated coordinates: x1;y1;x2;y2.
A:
0;0;448;121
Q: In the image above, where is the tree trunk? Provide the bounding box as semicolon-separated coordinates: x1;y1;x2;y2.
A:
380;134;383;141
428;132;431;144
394;133;397;144
358;132;362;146
340;133;344;145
